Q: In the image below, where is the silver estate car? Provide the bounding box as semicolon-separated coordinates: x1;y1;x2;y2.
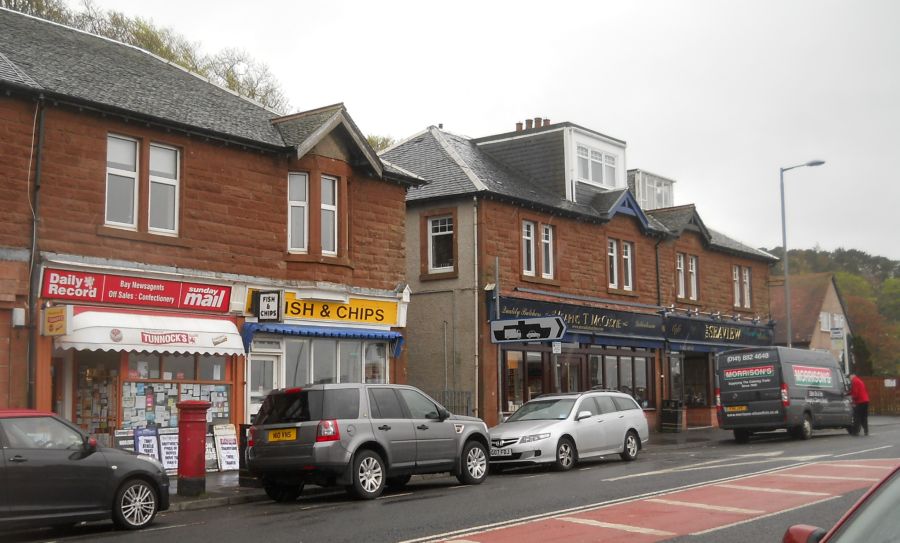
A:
247;383;490;500
489;390;649;471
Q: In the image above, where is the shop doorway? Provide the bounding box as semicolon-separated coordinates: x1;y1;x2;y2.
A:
248;353;279;421
556;355;584;393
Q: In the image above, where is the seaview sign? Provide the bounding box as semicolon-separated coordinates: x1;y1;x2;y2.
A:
41;268;231;313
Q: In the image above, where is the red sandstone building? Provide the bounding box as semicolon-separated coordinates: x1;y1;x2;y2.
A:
0;10;419;440
383;121;777;429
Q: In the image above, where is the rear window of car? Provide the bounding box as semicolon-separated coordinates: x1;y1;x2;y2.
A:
612;396;640;411
255;388;359;424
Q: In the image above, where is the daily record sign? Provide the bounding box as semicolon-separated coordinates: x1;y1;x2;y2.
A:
490;317;567;343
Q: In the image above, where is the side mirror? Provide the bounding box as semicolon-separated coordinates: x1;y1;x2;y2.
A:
438;407;451;421
782;525;827;543
84;435;98;452
576;410;593;421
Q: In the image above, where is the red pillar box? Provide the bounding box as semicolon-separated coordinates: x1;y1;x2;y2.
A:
177;400;211;496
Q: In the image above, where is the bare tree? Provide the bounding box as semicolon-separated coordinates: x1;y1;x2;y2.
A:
367;135;396;153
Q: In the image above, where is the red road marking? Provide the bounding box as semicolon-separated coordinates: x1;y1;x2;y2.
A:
438;459;900;543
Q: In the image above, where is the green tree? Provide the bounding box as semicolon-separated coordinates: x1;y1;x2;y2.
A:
835;272;875;300
367;135;396;153
878;277;900;322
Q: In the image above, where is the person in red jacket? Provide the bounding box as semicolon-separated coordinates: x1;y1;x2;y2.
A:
849;374;870;436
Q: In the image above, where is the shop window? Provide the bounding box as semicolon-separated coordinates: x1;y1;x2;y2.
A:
605;355;619;390
162;354;195;380
340;341;362;383
312;339;337;384
620;356;633;397
505;351;525;412
364;343;387;384
526;352;543;398
668;353;683;402
285;339;310;387
129;352;161;379
251;357;275;395
199;355;227;381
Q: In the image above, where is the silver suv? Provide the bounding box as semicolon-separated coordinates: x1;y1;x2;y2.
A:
247;383;490;500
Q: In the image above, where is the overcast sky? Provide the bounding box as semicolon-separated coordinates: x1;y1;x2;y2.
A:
88;0;900;260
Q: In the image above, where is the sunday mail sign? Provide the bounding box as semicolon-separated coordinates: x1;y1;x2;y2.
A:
41;268;231;313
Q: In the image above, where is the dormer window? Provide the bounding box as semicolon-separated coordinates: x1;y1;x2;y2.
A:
576;144;617;187
634;173;674;211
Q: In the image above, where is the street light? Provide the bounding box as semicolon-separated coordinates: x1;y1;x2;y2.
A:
780;159;826;348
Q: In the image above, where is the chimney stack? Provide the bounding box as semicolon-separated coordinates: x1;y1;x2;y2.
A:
525;119;534;130
543;118;550;127
516;122;523;132
534;116;542;128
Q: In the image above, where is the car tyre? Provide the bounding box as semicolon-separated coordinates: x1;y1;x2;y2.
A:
553;437;577;471
794;413;813;440
112;478;158;530
386;474;412;490
733;429;751;444
620;431;640;461
348;449;385;500
457;440;488;485
264;483;303;502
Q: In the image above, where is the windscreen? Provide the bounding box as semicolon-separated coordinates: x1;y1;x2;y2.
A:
507;398;575;421
717;349;781;394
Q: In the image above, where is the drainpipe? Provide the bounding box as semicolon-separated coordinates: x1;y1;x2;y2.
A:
27;96;46;408
472;197;479;418
655;238;663;306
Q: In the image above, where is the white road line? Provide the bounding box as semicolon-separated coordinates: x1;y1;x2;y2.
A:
781;473;880;482
444;540;481;543
820;463;895;469
833;446;893;458
579;467;592;471
604;456;829;481
557;517;676;536
378;492;413;499
142;522;205;532
691;496;840;535
716;483;832;496
646;498;763;515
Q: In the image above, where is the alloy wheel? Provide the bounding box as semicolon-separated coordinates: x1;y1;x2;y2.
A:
466;444;487;479
120;482;156;528
358;455;383;493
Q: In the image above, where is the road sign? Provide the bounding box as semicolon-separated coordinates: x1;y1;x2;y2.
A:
490;317;567;344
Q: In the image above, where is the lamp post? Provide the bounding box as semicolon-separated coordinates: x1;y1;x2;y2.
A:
780;159;825;348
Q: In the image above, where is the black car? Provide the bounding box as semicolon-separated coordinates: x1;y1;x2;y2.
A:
0;409;170;531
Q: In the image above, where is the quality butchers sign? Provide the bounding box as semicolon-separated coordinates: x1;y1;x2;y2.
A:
41;268;231;313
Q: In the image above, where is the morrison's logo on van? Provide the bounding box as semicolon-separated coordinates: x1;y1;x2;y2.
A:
792;365;833;387
723;365;775;380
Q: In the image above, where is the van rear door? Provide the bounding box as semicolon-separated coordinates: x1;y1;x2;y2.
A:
717;349;783;428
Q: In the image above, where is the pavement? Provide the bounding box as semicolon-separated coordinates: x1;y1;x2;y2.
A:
167;415;900;512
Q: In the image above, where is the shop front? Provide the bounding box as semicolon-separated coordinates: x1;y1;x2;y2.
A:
37;267;244;446
664;314;775;428
241;288;407;422
493;296;666;427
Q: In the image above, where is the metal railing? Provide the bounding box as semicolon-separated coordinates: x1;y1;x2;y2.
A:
432;390;473;417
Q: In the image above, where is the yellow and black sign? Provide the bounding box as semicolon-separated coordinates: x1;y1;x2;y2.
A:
42;306;71;336
246;289;398;326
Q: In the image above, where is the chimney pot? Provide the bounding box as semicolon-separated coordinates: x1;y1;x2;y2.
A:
534;117;542;128
516;122;523;132
525;119;534;129
543;118;550;127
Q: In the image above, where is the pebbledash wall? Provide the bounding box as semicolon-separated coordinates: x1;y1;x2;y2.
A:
0;95;411;441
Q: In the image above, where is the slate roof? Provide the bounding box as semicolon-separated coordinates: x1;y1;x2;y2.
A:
0;9;422;186
708;228;778;262
769;273;847;345
382;126;663;230
0;8;286;147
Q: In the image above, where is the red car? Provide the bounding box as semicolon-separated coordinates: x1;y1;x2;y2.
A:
0;409;169;531
783;464;900;542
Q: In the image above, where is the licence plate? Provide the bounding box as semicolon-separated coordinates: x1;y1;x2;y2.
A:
491;448;512;457
268;428;297;442
725;405;748;413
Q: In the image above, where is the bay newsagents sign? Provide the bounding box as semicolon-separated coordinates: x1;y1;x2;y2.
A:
41;268;231;313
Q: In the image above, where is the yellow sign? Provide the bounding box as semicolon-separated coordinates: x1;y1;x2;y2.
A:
283;292;398;325
42;306;69;336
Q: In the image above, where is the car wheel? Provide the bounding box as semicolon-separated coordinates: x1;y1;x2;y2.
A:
554;437;577;471
457;440;488;485
386;474;412;490
792;413;813;440
733;429;751;444
112;478;158;530
264;483;303;502
348;449;385;500
620;431;640;461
